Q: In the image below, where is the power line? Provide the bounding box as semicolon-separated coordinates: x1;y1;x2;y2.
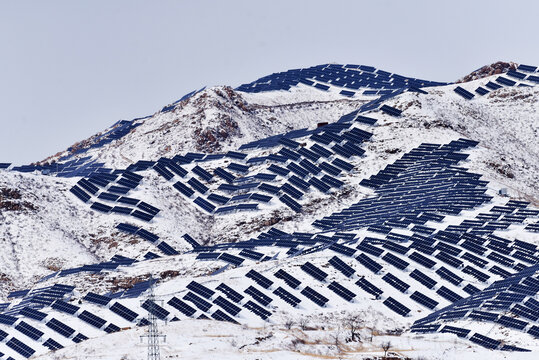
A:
140;277;166;360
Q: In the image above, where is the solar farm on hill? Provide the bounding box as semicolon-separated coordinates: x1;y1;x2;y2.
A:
1;62;539;360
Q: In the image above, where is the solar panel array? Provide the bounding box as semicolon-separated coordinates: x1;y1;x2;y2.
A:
2;64;539;359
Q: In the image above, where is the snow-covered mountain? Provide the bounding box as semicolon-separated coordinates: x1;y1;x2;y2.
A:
1;62;538;360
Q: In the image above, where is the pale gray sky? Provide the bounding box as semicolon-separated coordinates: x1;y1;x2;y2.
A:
1;0;537;164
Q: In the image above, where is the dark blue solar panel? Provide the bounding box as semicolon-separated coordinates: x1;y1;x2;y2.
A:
301;262;328;281
243;300;271;320
183;292;212;312
245;285;273;306
6;337;36;358
382;273;410;292
83;292;111;306
274;269;301;289
356;253;383;273
453;86;475;100
383;297;410;316
410;291;438;309
168;297;196;316
15;321;44;341
216;283;244;303
173;181;195;197
46;318;75;337
19;307;48;321
188;177;209;194
78;310;107;328
300;286;329;307
52;300;80;314
328;281;356;301
187;281;215;299
110;302;139;322
141;300;170;320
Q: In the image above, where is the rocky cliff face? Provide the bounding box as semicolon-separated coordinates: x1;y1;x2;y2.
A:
457;61;517;83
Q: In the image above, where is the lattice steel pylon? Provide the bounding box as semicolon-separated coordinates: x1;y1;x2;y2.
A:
140;277;166;360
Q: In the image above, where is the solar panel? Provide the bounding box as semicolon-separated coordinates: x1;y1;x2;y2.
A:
137;201;160;215
136;228;159;242
246;269;274;289
243;300;271;320
187;281;215;299
227;162;249;173
167;297;197;317
435;266;463;285
211;309;238;323
410;291;438;309
43;337;64;351
110;302;139;322
70;185;91;202
328;281;356;301
453;86;475;100
300;262;328;281
77;179;99;194
356;253;383;273
52;300;80;314
469;333;500;350
329;243;357;257
245;285;273;306
383;297;410;316
6;337;35;358
382;252;410;270
279;194;302;212
173;181;195;197
273;286;301;307
496;76;516;86
328;256;355;277
188;177;209;194
72;333;88;343
78;310;107;328
141;300;170;320
19;307;48;321
153;163;175;180
192;165;213;181
193;196;215;213
131;209;154;221
239;249;264;261
157;241;179;255
408;251;435;268
274;269;301;289
15;321;44;341
382;273;410;293
218;253;244;266
90;201;113;213
439;325;470;338
46;318;75;337
308;177;331;193
436;286;463;303
409;269;436;289
213;296;241;316
357;241;384;257
301;286;329;307
319;161;342;176
216;283;244;303
183;292;212;312
380;104;402;116
103;323;121;333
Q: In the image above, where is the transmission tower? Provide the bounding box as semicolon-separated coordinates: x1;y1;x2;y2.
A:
140;277;166;360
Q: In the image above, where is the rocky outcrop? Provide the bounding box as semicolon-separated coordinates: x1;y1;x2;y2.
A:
457;61;517;83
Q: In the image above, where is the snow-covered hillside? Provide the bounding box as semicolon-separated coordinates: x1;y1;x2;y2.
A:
0;62;538;360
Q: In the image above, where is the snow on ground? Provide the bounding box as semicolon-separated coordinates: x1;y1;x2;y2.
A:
1;67;539;360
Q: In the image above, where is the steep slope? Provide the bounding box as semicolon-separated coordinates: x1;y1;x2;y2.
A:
0;62;538;360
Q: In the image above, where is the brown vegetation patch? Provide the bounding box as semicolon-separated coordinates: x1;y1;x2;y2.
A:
0;188;37;212
457;61;517;83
